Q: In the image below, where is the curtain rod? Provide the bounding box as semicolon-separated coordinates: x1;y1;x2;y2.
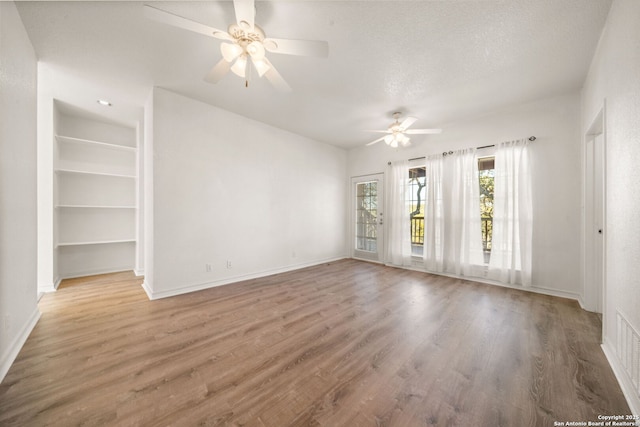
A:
397;136;536;163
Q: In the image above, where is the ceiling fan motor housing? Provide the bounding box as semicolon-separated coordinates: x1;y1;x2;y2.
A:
227;23;265;45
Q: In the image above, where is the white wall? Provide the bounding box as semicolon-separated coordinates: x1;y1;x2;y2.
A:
0;1;40;382
143;90;154;290
144;88;347;299
36;65;56;292
348;92;583;300
582;0;640;415
135;121;145;277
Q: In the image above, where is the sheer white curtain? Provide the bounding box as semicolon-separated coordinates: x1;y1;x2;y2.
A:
421;149;483;276
385;160;412;266
422;155;445;272
488;139;533;286
443;149;485;276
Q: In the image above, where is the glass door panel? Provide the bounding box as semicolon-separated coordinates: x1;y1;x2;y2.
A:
352;174;383;262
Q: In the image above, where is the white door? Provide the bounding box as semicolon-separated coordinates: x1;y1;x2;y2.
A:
352;174;384;262
585;133;605;313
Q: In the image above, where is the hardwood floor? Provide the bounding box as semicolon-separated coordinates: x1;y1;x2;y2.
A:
0;259;630;426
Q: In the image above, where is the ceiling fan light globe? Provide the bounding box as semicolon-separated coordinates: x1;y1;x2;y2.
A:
390;140;399;148
231;55;248;77
221;42;243;62
247;41;266;60
384;135;394;145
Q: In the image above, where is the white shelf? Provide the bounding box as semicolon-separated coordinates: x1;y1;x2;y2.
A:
55;168;136;179
57;242;135;279
56;205;136;209
56;135;136;152
57;172;135;206
57;207;135;244
54;111;138;280
57;239;136;248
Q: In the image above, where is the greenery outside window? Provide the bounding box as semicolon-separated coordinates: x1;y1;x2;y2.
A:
409;166;426;256
478;157;495;263
355;181;378;252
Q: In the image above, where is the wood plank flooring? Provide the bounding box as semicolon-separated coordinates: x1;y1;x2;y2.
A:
0;259;631;426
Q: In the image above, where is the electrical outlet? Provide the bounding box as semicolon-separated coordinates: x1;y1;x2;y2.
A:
226;260;232;269
206;263;212;272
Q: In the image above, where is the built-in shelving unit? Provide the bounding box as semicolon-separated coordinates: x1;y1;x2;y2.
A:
54;108;138;280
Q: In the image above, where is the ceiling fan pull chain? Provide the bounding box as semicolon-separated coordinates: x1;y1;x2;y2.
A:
245;57;252;88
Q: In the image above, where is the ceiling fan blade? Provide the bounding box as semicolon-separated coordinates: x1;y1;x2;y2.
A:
233;0;255;30
263;59;292;92
144;5;232;40
366;136;386;146
365;130;392;134
204;58;232;83
399;116;418;130
404;128;443;134
263;38;329;57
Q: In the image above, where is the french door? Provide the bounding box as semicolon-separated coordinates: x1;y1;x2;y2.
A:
352;174;384;262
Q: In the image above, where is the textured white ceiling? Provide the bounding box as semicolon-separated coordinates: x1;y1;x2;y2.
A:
15;1;612;148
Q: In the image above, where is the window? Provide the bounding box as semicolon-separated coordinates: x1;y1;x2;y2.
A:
478;157;495;263
409;166;426;256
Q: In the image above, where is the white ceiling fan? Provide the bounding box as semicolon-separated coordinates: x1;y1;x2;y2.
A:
366;112;442;148
143;1;329;91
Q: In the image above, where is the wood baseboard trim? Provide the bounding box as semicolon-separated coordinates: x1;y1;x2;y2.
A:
385;261;583;305
601;339;640;418
58;268;134;282
575;295;589;311
38;281;58;293
142;257;347;300
141;279;153;300
0;307;41;383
